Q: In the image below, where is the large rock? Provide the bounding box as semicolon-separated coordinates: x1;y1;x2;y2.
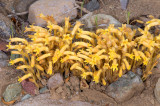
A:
28;0;77;26
79;13;121;30
3;83;22;102
47;73;64;89
15;0;37;20
106;71;144;103
84;0;100;12
0;13;15;39
154;78;160;103
14;93;95;106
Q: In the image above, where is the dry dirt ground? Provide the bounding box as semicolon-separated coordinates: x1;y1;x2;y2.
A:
94;0;160;23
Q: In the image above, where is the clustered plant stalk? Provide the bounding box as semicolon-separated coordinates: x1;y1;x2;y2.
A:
7;14;160;88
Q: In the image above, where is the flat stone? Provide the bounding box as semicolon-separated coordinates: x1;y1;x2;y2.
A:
3;83;22;102
14;93;95;106
28;0;77;26
106;71;144;103
47;73;64;89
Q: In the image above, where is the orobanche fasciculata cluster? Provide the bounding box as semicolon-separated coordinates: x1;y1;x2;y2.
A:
7;14;160;88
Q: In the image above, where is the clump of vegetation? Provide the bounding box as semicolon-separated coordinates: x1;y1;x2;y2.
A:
7;14;160;88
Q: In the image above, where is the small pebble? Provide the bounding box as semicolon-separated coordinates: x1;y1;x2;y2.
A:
39;86;48;94
21;94;31;101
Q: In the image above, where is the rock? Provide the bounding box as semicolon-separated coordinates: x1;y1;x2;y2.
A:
21;80;38;95
70;76;80;92
1;0;16;13
15;0;37;20
3;83;22;102
55;86;63;94
28;0;77;26
0;50;8;67
0;13;15;39
80;13;121;30
47;73;64;89
0;67;21;96
106;71;144;103
84;0;100;12
136;68;143;77
14;93;94;106
39;86;49;94
21;94;31;101
154;78;160;103
16;0;37;13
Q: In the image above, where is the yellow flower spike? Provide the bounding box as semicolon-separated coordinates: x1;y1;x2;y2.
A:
71;65;86;73
60;45;69;53
63;51;75;56
71;21;83;36
47;23;63;32
76;34;94;44
61;55;82;63
9;58;25;65
77;53;90;60
108;49;120;61
32;38;45;43
123;58;131;70
64;17;70;33
73;42;92;48
111;59;118;72
133;49;141;61
93;69;102;83
119;68;123;77
16;65;31;70
63;34;72;42
99;55;109;61
31;55;35;67
125;53;134;59
70;63;80;70
96;49;106;56
37;53;52;61
121;39;129;47
18;73;32;83
81;72;93;79
102;78;106;86
47;61;53;75
9;38;28;45
103;63;110;70
35;64;44;71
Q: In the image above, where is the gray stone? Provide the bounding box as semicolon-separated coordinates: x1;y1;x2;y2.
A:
106;71;144;103
28;0;77;26
84;0;100;12
120;0;129;10
3;83;22;102
47;73;64;89
15;0;37;20
154;78;160;103
21;94;31;101
39;86;49;94
0;13;15;39
80;13;121;30
0;50;8;67
14;93;95;106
